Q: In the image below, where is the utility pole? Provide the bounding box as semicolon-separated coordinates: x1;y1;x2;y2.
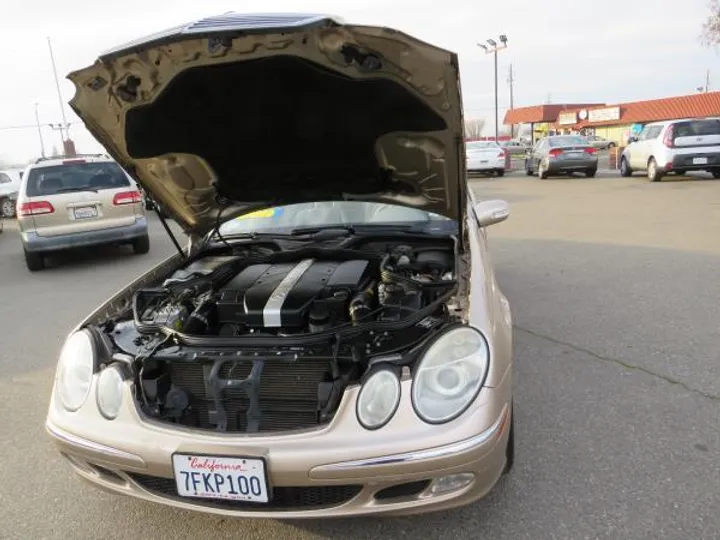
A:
478;35;508;142
47;37;71;145
507;64;515;138
34;103;46;158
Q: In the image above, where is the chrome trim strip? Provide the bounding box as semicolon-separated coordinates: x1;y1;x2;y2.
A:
263;258;314;327
45;422;146;466
321;407;509;470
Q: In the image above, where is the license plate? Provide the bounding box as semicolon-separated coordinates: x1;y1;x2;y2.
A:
172;454;269;503
693;157;708;165
73;206;97;219
567;152;584;158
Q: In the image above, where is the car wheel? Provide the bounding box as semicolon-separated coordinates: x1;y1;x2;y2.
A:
585;168;597;178
538;161;549;179
647;158;663;182
525;162;534;176
496;169;505;177
620;157;632;177
712;170;720;179
608;142;616;149
503;407;515;474
132;235;150;254
24;249;45;272
1;197;15;218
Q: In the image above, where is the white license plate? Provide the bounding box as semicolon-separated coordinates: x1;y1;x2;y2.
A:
73;206;97;219
693;157;708;165
172;454;269;503
567;152;584;158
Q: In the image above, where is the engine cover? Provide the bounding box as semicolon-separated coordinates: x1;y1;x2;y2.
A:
217;258;370;328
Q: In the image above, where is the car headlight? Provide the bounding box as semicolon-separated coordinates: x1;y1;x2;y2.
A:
56;330;96;412
356;369;401;430
96;364;125;420
412;327;489;424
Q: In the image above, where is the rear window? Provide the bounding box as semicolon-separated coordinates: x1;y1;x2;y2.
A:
549;136;587;147
673;119;720;138
466;141;498;150
25;161;130;197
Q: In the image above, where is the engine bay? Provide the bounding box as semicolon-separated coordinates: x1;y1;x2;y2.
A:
131;241;456;338
103;237;461;433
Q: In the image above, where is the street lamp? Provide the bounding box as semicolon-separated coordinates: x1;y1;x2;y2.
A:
477;35;508;142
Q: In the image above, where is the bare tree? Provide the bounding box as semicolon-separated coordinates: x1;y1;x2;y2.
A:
701;0;720;46
464;118;486;139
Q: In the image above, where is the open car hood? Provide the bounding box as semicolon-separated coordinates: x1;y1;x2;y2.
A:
68;13;466;237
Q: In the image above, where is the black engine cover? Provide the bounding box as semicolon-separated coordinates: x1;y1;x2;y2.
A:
217;258;369;328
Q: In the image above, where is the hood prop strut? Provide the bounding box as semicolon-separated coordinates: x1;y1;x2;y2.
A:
154;205;186;259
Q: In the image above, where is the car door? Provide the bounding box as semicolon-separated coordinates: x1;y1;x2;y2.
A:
632;126;662;170
534;139;548;167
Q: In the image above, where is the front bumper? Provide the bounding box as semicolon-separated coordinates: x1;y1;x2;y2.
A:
46;370;512;518
22;217;147;253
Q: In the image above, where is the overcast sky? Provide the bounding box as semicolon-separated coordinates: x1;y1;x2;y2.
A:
0;0;717;164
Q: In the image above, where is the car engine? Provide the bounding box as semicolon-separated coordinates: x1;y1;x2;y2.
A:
108;241;458;434
130;244;455;338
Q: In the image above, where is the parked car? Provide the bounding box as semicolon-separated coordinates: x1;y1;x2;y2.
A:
525;135;598;178
0;168;23;218
45;12;515;519
585;135;616;150
466;141;508;176
500;139;529;155
15;154;149;271
620;118;720;182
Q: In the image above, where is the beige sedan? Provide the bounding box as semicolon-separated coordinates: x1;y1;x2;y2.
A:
46;12;514;518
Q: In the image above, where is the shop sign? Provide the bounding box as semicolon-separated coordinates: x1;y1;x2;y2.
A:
558;111;577;125
588;106;621;123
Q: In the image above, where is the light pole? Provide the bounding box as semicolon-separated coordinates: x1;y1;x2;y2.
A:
477;35;508;142
34;103;46;158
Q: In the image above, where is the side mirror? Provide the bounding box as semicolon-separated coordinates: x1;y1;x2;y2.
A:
474;199;509;228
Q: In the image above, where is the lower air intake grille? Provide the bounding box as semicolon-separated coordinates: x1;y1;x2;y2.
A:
129;473;362;511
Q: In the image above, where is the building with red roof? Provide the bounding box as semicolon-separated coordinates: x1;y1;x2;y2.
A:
503;91;720;145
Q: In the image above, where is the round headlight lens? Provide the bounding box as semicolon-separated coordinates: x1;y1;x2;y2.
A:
412;327;489;424
96;364;125;420
356;369;401;430
56;330;95;412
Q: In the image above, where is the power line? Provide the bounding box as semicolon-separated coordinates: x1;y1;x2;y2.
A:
0;121;83;132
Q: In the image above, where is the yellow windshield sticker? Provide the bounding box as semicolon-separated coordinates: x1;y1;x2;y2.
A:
237;208;278;220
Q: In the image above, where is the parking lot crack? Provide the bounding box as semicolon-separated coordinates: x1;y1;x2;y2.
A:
514;326;720;402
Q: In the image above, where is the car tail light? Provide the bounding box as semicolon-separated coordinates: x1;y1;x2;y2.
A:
584;147;598;154
665;162;673;171
549;148;563;157
663;125;675;148
112;190;142;205
19;201;55;216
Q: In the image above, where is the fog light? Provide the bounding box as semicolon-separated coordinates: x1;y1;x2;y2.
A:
429;473;475;494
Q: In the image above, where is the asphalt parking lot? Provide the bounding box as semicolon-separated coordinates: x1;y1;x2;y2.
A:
1;169;719;540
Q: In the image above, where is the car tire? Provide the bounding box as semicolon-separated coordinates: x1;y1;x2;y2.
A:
24;249;45;272
1;197;15;218
620;157;632;177
608;142;616;149
132;235;150;255
503;407;515;474
496;169;505;177
525;162;534;176
712;170;720;179
585;168;597;178
647;158;663;182
538;161;549;179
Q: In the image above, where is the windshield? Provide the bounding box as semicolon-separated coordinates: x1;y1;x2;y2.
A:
218;201;455;236
25;161;131;197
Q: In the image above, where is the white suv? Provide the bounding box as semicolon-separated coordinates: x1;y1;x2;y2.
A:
620;118;720;182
